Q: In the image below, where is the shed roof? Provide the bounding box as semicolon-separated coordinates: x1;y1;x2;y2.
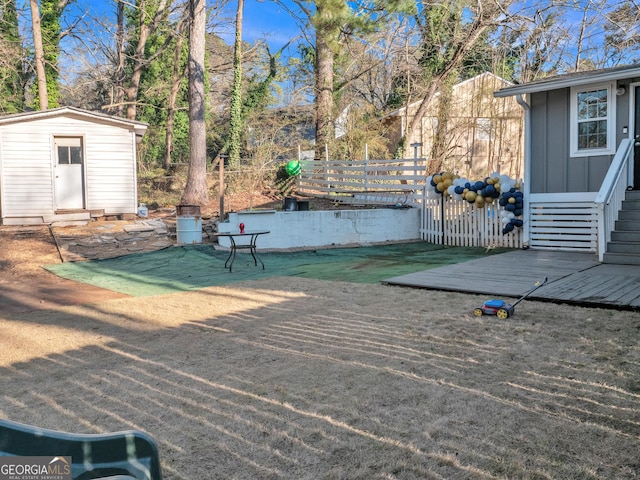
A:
386;72;513;117
494;63;640;97
0;106;148;138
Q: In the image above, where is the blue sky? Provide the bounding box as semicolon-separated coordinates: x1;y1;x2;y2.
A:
56;0;304;51
232;0;303;48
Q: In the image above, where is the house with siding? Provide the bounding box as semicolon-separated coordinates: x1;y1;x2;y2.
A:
494;64;640;263
383;72;524;178
0;107;147;225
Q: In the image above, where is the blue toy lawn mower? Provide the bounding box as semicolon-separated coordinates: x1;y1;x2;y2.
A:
473;277;548;319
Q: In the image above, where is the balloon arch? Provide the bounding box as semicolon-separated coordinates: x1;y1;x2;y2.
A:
426;172;524;235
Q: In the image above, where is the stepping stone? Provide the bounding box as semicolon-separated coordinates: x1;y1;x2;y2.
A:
123;224;155;233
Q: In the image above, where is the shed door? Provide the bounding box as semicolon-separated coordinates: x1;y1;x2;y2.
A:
54;137;85;210
635;86;640;189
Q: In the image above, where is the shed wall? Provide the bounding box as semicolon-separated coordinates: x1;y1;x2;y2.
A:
0;115;137;220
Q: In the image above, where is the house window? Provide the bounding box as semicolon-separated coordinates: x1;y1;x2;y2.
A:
570;83;615;157
55;137;83;165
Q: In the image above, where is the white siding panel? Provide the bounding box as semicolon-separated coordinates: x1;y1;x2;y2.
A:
85;128;136;213
1;128;54;216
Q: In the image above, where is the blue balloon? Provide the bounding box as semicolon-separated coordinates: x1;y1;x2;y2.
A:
469;185;477;192
513;219;523;227
486;185;496;196
514;209;523;216
510;187;517;193
505;203;516;211
515;191;524;198
454;186;464;194
475;181;485;190
465;182;471;189
430;178;437;187
499;197;508;206
502;223;515;234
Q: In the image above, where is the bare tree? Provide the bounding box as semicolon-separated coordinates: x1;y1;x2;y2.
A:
125;0;171;120
181;0;209;205
406;0;515;153
164;16;188;169
228;0;244;170
30;0;48;109
115;0;126;116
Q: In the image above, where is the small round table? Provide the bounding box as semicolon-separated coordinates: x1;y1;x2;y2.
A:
214;230;270;272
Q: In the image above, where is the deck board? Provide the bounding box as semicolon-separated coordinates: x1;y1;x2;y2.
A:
384;250;640;309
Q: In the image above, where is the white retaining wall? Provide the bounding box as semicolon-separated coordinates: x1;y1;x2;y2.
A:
216;208;422;249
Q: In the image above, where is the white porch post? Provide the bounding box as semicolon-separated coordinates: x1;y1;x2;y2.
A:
517;94;531;248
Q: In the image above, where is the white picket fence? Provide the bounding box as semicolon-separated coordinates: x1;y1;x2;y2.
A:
298;159;523;248
422;196;523;248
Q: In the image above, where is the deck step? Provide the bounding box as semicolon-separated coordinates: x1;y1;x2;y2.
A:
603;190;640;264
602;252;640;265
606;241;640;254
614;220;640;231
623;190;640;201
621;199;640;210
611;230;640;242
618;209;640;221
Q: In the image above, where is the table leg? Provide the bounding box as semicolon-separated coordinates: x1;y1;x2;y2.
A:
250;234;265;269
224;236;237;272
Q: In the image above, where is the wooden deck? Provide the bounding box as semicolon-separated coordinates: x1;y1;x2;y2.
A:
384;249;640;309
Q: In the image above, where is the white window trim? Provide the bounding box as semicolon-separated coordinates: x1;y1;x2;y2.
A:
569;82;616;157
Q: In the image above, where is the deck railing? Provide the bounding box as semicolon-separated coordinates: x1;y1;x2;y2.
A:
528;192;598;252
594;138;634;261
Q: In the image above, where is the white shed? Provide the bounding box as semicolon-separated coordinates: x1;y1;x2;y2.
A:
0;106;148;225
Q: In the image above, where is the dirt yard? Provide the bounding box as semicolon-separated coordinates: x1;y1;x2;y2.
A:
0;197;639;479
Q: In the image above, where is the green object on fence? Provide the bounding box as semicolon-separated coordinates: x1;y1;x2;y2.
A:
286;160;301;176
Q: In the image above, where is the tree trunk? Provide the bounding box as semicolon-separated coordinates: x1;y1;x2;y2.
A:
126;11;151;120
228;0;244;171
164;19;187;170
125;0;169;121
314;22;335;160
115;0;125;116
30;0;48;110
181;0;208;206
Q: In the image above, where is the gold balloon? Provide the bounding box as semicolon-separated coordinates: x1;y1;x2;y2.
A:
485;197;494;204
444;178;453;188
475;197;485;208
508;197;516;204
437;182;446;192
433;174;442;184
465;191;477;202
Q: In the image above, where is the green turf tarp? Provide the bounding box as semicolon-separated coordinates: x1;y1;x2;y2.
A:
45;243;512;297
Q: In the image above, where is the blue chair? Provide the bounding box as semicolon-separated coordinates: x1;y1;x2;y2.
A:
0;418;162;479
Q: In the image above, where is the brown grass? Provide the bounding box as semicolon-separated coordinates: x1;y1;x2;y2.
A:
1;278;638;479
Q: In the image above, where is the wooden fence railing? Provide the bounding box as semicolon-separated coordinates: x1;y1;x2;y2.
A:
297;158;523;248
298;158;427;206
